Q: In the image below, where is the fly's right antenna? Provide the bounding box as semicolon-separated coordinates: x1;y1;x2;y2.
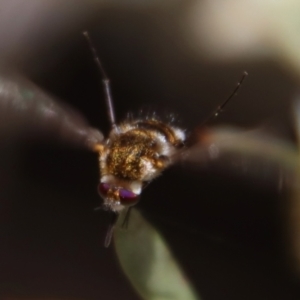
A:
83;31;118;131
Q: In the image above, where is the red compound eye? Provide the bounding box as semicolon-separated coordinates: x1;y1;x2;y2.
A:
119;188;139;205
98;182;110;198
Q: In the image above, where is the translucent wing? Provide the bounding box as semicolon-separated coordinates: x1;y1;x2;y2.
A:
0;69;103;149
178;126;297;188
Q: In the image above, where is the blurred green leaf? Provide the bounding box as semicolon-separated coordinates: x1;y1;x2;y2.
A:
114;209;199;300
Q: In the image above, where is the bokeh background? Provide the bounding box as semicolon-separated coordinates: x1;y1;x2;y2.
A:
1;1;300;299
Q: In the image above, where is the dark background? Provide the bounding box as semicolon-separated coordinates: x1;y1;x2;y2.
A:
0;3;299;300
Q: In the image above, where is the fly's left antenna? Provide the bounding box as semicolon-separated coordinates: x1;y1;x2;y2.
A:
83;31;118;131
201;71;248;126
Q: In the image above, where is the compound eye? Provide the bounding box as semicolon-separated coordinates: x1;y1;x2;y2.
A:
119;188;139;206
98;182;110;198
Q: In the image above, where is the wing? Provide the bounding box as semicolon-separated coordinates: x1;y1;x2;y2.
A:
0;69;103;149
176;126;297;188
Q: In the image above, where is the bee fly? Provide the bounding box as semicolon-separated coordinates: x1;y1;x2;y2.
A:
83;32;247;247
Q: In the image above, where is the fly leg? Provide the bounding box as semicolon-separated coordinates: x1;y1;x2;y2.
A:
122;207;132;229
104;211;118;248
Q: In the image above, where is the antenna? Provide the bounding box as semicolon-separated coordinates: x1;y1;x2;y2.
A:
83;31;118;131
201;71;248;126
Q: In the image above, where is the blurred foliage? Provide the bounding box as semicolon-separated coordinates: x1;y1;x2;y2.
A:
114;209;199;300
186;0;300;79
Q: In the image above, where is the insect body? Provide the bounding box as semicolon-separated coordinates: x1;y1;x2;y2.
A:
97;118;185;212
83;31;247;246
84;32;187;246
